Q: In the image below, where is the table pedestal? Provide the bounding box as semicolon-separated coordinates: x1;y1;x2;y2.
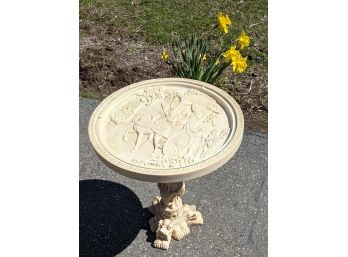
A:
148;182;203;250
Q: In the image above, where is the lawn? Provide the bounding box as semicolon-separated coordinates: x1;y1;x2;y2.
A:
80;0;268;132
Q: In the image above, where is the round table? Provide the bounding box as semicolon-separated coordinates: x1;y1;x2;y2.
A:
88;78;244;250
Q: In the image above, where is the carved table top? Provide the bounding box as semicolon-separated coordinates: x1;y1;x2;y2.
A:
88;78;244;182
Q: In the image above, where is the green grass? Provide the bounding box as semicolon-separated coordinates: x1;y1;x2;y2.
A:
79;89;96;99
80;0;267;47
80;0;267;77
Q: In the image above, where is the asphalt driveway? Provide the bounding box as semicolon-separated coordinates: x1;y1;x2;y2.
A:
79;97;267;257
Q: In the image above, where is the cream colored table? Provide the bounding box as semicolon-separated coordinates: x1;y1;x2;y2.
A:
88;78;244;250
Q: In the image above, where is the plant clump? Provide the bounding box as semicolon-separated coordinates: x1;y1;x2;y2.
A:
161;12;251;85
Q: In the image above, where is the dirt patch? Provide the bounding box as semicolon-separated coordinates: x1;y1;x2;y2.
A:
223;69;268;132
80;34;174;99
80;34;267;133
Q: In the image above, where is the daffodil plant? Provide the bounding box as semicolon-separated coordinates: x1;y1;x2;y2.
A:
161;12;250;85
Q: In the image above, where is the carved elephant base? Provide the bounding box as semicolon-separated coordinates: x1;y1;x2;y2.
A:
148;182;203;250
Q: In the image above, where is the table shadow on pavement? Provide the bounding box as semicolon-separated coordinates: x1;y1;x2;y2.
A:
80;179;153;257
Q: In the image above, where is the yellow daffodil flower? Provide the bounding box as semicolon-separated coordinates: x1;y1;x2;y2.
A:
161;50;169;61
238;31;250;49
223;45;241;62
217;12;232;34
199;53;207;61
232;55;248;73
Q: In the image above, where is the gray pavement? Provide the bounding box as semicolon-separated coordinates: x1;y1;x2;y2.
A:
80;97;268;257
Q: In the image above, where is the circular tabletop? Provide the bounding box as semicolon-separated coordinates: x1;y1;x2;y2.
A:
88;78;244;183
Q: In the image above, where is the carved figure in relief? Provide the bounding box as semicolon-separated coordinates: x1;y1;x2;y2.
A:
109;87;230;168
123;111;175;153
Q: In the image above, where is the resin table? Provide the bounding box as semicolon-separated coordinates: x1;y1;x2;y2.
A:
88;78;244;250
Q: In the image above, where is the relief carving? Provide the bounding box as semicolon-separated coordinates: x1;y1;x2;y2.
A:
108;86;230;169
